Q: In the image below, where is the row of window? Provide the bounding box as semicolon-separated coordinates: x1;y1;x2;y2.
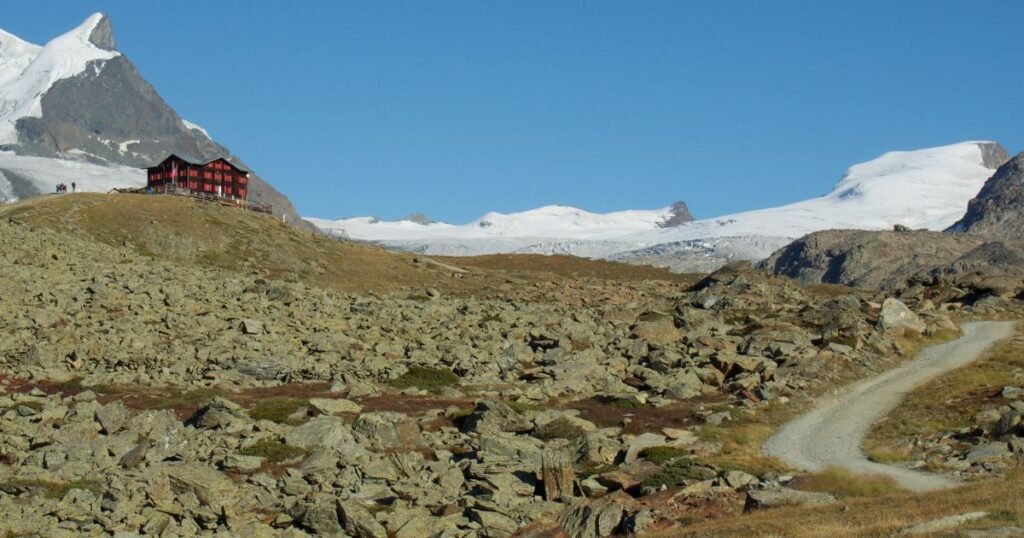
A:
150;173;247;185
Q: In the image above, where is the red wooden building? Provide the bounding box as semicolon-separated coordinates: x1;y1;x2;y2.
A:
145;154;250;201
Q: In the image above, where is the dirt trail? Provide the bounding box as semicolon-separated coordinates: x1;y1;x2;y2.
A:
764;321;1016;492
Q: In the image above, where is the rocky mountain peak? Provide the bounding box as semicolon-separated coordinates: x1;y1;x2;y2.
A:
947;152;1024;237
402;212;434;225
657;201;694;228
87;13;116;51
977;141;1010;169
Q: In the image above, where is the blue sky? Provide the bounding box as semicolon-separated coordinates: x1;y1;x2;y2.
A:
5;2;1023;221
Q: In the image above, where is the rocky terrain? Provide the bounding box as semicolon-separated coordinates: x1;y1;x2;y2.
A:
0;193;995;536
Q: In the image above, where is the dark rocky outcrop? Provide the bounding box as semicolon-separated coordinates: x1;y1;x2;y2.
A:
87;15;116;50
657;201;695;228
759;229;985;290
948;153;1024;238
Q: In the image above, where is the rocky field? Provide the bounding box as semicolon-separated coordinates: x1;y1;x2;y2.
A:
0;195;1018;537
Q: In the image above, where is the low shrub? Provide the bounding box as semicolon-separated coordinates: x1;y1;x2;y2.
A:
639;459;704;489
639;446;691;465
249;397;310;425
238;438;306;463
389;366;460;393
534;417;585;441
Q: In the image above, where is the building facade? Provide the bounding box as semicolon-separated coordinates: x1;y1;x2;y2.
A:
145;154;250;200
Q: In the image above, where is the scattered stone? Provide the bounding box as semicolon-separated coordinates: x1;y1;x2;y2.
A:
95;400;131;434
309;397;362;415
744;488;836;511
899;511;988;535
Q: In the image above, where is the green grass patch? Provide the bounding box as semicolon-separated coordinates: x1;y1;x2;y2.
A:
639;459;703;489
248;397;310;425
594;395;644;409
239;438;307;463
388;366;460;393
506;400;546;413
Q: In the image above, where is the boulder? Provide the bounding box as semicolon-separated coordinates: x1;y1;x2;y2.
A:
630;311;681;346
95;400;131;434
309;397;362;415
624;433;666;464
338;500;388;538
469;508;520;538
556;491;635;538
165;464;239;511
285;416;359;451
352;412;421;449
877;298;927;336
744;488;836;512
299;498;343;534
460;399;532;434
189;397;251;430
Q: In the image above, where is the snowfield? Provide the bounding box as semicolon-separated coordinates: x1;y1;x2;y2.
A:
307;141;1002;270
0;152;144;201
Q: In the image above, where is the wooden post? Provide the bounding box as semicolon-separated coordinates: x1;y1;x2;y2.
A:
542;447;576;501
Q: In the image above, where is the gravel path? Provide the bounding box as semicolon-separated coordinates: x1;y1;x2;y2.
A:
764;321;1017;492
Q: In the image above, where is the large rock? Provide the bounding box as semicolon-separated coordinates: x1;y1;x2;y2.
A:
460;399;532;434
338;500;388;538
285;416;359;451
556;491;636;538
165;464;239;511
188;397;251;430
744;488;836;511
94;400;131;434
351;412;421;449
877;298;927;336
630;311;681;346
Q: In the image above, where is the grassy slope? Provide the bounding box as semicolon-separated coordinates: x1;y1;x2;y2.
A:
666;470;1024;537
0;194;692;298
866;322;1024;463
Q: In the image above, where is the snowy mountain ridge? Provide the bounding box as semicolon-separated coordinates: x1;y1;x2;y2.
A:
0;14;118;146
307;141;1008;271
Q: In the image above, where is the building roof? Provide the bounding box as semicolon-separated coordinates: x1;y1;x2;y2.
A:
144;153;250;173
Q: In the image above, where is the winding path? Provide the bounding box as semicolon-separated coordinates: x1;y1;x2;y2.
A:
764;321;1017;492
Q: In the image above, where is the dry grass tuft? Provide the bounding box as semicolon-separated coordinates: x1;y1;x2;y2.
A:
790;467;903;498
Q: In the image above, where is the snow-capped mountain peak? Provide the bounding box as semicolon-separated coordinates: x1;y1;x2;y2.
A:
306;141;1007;271
0;13;119;145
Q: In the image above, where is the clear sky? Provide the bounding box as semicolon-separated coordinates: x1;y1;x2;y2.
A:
4;2;1023;222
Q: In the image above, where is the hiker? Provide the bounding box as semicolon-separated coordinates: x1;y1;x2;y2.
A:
71;182;76;193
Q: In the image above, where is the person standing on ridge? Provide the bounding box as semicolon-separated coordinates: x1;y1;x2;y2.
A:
71;182;76;193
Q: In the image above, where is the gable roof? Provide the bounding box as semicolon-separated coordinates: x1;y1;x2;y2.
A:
144;154;250;173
